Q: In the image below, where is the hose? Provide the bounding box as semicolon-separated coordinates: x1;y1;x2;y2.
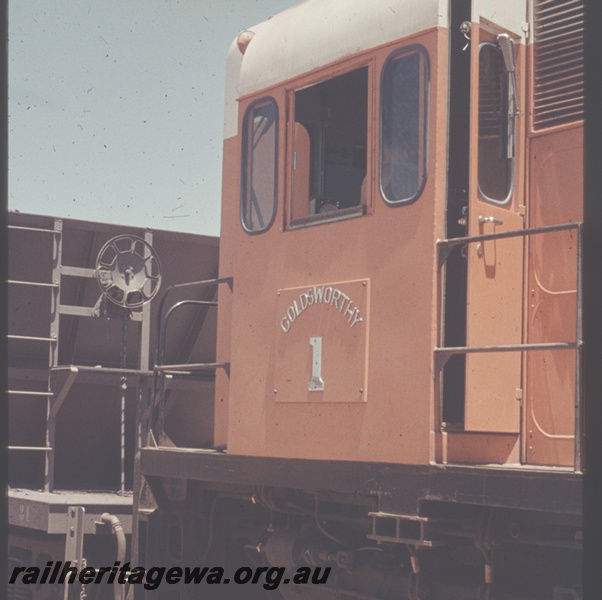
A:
101;513;127;600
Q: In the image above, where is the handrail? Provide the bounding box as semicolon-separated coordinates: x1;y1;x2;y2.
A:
436;221;580;268
154;276;233;368
155;363;229;373
157;300;218;367
436;221;583;472
433;342;579;375
149;277;233;437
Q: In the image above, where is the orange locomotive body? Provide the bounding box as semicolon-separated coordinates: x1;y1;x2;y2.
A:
137;1;583;598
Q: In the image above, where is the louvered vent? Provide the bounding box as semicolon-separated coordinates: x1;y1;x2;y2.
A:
533;0;584;130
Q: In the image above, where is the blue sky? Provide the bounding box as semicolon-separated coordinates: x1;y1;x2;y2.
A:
9;0;298;236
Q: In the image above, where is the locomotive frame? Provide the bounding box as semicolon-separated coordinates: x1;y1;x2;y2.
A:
133;1;585;599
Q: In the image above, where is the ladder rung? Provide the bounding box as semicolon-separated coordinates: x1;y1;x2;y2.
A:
155;362;229;372
8;280;59;288
8;335;57;343
8;225;59;234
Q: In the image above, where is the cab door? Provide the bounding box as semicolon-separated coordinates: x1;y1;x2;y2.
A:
464;1;527;433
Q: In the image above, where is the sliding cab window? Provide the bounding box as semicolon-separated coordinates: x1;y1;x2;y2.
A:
478;42;513;203
241;99;278;233
290;67;368;225
380;46;429;204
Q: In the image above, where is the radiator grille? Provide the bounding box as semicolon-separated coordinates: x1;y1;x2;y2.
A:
533;0;584;129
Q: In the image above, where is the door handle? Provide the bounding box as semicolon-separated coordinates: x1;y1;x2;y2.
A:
478;215;504;225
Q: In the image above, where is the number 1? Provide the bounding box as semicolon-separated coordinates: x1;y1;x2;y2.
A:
308;336;325;392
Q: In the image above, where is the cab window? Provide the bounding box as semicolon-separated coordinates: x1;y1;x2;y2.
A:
478;42;513;203
380;46;429;204
241;99;278;233
290;67;368;225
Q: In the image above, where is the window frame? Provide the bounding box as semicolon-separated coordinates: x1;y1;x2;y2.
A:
476;41;515;206
287;64;371;230
240;97;279;234
379;44;430;206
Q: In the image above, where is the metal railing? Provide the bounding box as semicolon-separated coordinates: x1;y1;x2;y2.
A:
8;219;155;493
149;277;233;444
435;221;583;472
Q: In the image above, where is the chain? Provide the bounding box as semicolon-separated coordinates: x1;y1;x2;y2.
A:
120;309;128;494
120;312;126;494
79;557;87;600
96;298;130;495
156;375;166;442
101;296;112;341
120;375;126;494
121;308;128;370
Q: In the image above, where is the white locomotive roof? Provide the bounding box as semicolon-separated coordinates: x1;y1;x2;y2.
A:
224;0;447;137
239;0;446;96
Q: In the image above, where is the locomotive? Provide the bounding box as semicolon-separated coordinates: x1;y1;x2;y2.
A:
135;0;584;598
